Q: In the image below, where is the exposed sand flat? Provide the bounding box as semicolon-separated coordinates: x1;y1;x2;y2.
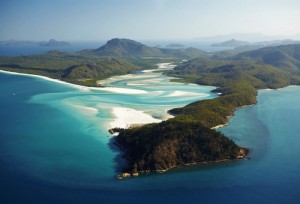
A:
110;107;161;129
98;87;148;94
168;91;209;97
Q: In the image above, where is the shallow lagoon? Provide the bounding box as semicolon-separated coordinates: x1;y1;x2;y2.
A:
0;68;300;203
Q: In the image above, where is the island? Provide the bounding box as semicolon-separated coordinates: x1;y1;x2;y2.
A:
1;38;300;179
39;39;70;47
0;39;71;47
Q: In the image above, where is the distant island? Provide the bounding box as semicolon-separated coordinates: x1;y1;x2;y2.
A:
0;39;71;47
1;38;300;179
212;39;250;47
39;39;70;47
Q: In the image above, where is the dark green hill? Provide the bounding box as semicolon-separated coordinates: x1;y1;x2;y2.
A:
84;38;207;59
0;50;140;86
92;38;163;57
116;120;246;174
233;44;300;72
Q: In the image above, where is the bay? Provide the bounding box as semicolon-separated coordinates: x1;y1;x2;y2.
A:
0;67;300;203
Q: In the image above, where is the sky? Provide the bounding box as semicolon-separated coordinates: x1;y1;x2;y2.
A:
1;0;300;41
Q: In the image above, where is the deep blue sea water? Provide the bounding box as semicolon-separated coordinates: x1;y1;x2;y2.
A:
1;71;300;204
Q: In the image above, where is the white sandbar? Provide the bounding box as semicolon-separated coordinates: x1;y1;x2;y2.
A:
168;91;209;97
110;107;161;129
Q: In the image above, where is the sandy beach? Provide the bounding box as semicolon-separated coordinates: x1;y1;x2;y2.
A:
168;91;209;97
0;70;148;95
110;107;162;129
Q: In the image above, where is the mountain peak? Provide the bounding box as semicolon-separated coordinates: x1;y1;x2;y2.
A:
94;38;160;57
106;38;143;46
89;38;207;58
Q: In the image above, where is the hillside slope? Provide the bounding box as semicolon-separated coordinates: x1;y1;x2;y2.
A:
84;38;208;59
0;50;140;86
233;44;300;72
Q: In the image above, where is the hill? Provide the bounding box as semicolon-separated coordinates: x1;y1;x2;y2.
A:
84;38;207;59
39;39;70;46
233;44;300;72
212;39;249;47
213;40;300;59
0;50;140;86
91;38;163;57
116;120;246;176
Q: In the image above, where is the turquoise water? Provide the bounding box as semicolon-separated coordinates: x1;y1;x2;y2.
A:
1;69;300;203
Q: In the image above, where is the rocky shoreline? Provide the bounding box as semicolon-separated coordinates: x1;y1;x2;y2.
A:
116;149;249;179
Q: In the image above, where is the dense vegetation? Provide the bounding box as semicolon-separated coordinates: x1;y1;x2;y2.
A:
115;44;300;177
116;121;245;174
233;44;300;73
0;50;141;86
213;40;300;59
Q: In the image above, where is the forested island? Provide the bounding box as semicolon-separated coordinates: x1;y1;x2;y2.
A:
1;38;300;178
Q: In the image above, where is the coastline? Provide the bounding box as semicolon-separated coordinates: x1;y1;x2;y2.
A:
1;68;252;180
1;68;252;131
117;151;249;179
0;69;90;91
0;69;170;133
0;67;175;133
0;70;148;95
211;104;256;130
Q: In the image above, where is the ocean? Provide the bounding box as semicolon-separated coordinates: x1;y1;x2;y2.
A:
0;46;300;203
